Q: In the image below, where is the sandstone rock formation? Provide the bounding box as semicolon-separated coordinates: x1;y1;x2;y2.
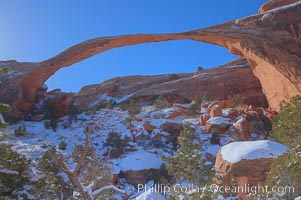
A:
128;58;268;107
199;113;210;126
143;121;156;133
223;108;238;120
119;169;158;187
209;105;222;118
206;117;232;133
215;140;287;198
115;151;162;187
258;0;299;13
0;0;300;117
232;116;251;141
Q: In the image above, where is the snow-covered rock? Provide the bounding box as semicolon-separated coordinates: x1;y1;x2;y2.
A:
220;140;288;163
206;117;232;132
215;140;288;197
114;150;163;186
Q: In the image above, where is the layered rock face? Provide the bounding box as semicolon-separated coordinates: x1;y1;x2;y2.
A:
129;58;268;107
258;0;300;13
36;58;269;117
0;0;300;117
215;140;288;198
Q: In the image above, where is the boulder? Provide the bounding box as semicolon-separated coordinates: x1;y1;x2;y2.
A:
199;113;210;126
46;89;74;117
143;121;156;133
206;117;232;133
116;151;162;187
222;108;238;120
215;140;287;198
119;169;158;187
205;152;215;163
209;104;222;118
232;116;250;140
208;100;233;110
168;108;185;119
160;122;183;135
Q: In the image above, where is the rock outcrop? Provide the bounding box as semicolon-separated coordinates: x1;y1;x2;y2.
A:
115;151;163;187
1;0;300;117
258;0;299;13
215;140;287;198
119;169;158;187
206;117;232;133
128;58;268;107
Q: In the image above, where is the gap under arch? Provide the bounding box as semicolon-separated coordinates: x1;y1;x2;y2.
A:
45;39;237;92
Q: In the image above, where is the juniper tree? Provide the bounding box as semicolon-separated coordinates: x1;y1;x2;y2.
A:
162;124;214;199
154;95;171;110
271;95;301;148
127;100;141;116
0;144;31;198
39;126;131;200
185;99;202;116
267;95;301;199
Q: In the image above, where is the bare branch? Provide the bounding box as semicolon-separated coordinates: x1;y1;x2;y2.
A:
74;127;91;175
92;185;127;198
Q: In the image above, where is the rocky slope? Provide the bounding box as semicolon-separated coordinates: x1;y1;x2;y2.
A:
1;0;301;117
129;58;268;107
0;96;285;199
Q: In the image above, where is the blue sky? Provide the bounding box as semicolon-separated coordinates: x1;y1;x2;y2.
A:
0;0;266;92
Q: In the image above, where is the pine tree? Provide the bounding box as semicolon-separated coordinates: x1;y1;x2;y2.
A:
267;95;301;199
0;144;30;198
163;124;214;199
185;99;202;117
154;95;170;110
272;95;301;148
127;100;141;116
267;148;301;199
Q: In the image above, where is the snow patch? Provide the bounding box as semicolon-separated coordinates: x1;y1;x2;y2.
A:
116;150;163;172
221;140;288;163
207;117;232;125
0;169;19;175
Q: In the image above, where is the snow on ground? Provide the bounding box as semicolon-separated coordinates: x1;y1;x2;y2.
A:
207;117;232;125
114;150;163;173
221;140;288;163
182;117;200;126
88;93;118;106
0;104;247;199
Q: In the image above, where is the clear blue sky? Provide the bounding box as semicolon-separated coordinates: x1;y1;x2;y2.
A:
0;0;266;92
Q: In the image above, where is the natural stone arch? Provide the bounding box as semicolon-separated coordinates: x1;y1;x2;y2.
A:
1;1;301;117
